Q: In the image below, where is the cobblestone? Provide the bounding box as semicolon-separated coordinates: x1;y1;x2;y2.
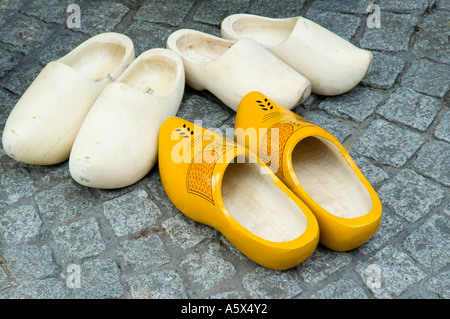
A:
353;119;425;167
2;244;57;283
360;13;419;52
401;58;450;98
377;87;442;132
378;169;446;222
0;0;448;300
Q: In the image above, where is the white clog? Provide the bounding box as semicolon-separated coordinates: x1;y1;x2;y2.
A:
221;14;373;96
69;48;185;189
2;33;135;165
166;29;311;111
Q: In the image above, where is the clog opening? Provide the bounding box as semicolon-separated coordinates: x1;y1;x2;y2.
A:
292;137;372;218
231;16;297;47
221;155;307;242
120;55;178;97
176;33;231;63
62;42;126;82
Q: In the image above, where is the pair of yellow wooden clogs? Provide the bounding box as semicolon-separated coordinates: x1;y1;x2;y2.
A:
159;92;382;270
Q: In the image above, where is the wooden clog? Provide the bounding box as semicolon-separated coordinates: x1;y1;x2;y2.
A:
2;33;135;165
166;29;311;111
69;49;185;189
235;92;382;251
222;14;373;96
158;117;319;270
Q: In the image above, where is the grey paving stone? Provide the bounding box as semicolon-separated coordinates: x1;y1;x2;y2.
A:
35;180;98;224
297;246;352;284
305;9;361;41
360;13;419;52
377;87;442;132
193;0;250;26
161;214;217;249
401;59;450;98
0;167;37;207
318;87;384;122
357;211;404;256
413;140;450;186
349;151;389;186
242;267;302;299
135;0;195;27
403;214;450;271
128;270;188;299
311;278;369;299
117;235;171;271
177;94;232;129
180;242;236;292
436;0;450;10
124;21;173;56
378;169;446;222
413;11;450;65
0;89;17;129
426;271;450;299
310;0;372;14
21;0;75;25
378;0;432;14
51;218;106;263
249;0;307;18
26;161;71;189
361;51;405;89
444;202;450;217
353;119;425;167
70;259;123;299
0;267;11;291
2;244;57;283
0;62;42;96
355;246;427;298
0;48;22;78
145;167;178;214
9;278;67;299
103;188;161;237
0;14;53;55
434;110;450;143
74;1;129;36
0;205;42;245
0;0;24;12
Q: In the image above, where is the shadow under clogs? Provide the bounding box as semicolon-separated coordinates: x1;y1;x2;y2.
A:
158;116;319;270
234;91;382;251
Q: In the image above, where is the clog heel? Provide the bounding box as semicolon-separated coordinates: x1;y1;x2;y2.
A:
235;92;382;251
221;14;373;96
2;33;135;165
158;117;319;270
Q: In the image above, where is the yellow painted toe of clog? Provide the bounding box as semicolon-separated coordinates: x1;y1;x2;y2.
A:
235;92;382;251
158;117;319;270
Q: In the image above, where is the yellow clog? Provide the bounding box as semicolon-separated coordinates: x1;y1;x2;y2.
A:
158;117;319;270
235;92;382;251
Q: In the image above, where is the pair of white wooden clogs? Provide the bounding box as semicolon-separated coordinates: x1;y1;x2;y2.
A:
2;14;373;189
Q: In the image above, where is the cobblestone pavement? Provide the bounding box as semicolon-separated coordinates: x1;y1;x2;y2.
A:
0;0;449;300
